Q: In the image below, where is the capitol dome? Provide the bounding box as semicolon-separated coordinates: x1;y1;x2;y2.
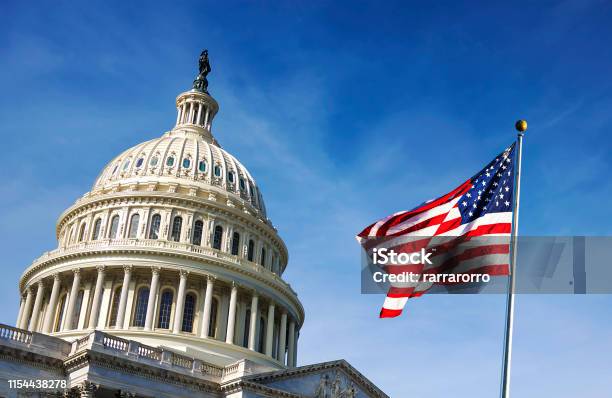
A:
15;52;303;371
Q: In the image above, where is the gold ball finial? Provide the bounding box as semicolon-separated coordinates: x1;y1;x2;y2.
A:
515;119;528;132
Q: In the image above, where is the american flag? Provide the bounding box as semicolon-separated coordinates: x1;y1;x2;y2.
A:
357;143;516;318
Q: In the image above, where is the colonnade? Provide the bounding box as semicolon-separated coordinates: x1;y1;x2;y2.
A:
17;266;299;367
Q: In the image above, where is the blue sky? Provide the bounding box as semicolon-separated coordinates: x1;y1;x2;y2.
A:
1;1;612;396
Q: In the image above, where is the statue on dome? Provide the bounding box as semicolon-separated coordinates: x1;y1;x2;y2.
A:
193;49;211;92
199;49;211;77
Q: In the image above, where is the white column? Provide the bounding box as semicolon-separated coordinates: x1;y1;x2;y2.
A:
29;281;45;331
187;102;194;123
287;320;296;367
88;266;105;328
19;287;34;329
144;267;160;330
292;329;298;367
175;103;182;125
196;103;203;125
248;293;259;350
204;109;210;129
173;270;188;333
265;302;275;356
42;274;61;333
64;269;81;330
200;276;214;338
278;311;287;363
16;296;25;328
225;283;238;344
116;266;132;328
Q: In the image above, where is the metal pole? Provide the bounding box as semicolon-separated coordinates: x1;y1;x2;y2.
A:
500;121;526;398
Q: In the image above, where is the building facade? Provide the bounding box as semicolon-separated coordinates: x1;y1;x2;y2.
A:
0;53;387;398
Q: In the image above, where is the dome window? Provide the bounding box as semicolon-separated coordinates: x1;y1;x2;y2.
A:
228;171;235;183
198;160;207;172
214;165;221;177
182;158;191;168
150;156;159;166
112;164;119;174
122;158;131;171
166;156;175;167
239;178;246;190
135;157;144;168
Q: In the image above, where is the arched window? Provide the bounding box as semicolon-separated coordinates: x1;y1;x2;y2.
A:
243;309;251;347
212;225;223;250
170;216;182;242
231;232;240;255
109;215;120;239
228;171;235;183
260;247;266;266
247;240;255;262
214;165;221;177
71;290;84;329
157;290;173;329
54;294;67;332
128;214;140;238
132;287;149;327
108;286;122;327
192;220;203;246
149;214;161;239
181;293;196;333
208;298;218;338
78;223;87;242
92;219;102;240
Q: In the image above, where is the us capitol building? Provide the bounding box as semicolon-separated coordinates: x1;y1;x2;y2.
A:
0;52;388;398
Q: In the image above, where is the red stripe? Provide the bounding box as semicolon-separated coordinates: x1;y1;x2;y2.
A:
434;216;462;235
380;308;403;318
375;179;472;237
465;223;511;237
386;213;448;237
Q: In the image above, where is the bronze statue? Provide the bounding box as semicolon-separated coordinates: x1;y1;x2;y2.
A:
199;50;211;77
193;49;212;92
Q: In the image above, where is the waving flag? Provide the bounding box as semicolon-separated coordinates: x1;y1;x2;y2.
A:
357;143;517;318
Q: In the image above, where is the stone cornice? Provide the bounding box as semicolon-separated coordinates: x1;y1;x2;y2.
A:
65;350;220;394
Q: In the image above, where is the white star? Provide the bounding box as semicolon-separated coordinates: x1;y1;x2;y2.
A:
499;193;504;199
462;201;467;207
496;201;499;206
486;172;491;177
473;203;477;208
505;201;510;206
466;193;471;198
505;186;510;192
469;211;473;216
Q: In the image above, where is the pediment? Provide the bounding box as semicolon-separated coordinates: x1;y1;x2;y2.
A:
243;360;388;398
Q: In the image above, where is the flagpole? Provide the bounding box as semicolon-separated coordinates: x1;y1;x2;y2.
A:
500;119;526;398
